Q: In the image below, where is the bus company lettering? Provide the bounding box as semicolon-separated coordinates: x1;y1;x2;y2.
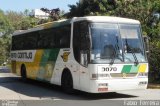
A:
18;52;32;59
11;52;32;59
11;50;36;62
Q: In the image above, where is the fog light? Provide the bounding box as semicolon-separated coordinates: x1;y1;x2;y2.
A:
92;74;98;79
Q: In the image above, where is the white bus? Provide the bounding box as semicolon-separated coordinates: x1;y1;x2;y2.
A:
11;16;148;93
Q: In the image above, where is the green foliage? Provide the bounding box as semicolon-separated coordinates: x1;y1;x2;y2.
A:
0;10;13;35
0;10;13;65
149;41;160;83
0;9;41;65
67;0;118;17
5;11;24;30
67;0;111;17
6;10;40;30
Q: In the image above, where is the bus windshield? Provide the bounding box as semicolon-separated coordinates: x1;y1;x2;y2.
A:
90;23;147;64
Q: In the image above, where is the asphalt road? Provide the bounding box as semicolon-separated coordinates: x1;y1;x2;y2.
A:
0;67;160;106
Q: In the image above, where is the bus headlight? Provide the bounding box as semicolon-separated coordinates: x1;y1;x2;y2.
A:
92;74;98;79
137;72;148;77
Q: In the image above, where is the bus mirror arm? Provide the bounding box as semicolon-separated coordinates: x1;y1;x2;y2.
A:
80;51;88;67
143;36;150;53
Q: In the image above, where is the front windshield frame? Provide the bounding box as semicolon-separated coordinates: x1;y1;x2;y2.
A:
89;22;147;64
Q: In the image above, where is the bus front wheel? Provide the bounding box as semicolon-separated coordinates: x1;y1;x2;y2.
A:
61;70;74;94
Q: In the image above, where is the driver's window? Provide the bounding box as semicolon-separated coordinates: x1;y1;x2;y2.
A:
73;21;90;65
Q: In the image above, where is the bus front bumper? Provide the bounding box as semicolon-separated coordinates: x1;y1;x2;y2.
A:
87;78;148;93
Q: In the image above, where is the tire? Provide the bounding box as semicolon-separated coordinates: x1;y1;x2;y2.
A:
21;65;27;81
61;71;74;94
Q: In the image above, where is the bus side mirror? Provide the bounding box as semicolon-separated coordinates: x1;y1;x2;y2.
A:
80;51;88;67
143;36;150;53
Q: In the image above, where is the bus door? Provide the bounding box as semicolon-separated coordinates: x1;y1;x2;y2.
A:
73;21;91;90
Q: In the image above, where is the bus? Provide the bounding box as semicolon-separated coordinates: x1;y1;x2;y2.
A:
11;16;149;93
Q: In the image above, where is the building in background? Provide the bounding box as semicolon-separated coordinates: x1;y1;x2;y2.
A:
30;9;49;19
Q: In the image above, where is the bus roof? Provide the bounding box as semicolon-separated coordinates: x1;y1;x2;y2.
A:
72;16;140;24
13;19;71;36
13;16;140;36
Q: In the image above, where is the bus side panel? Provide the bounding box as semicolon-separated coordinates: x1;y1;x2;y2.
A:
12;49;60;82
36;49;60;81
50;49;81;90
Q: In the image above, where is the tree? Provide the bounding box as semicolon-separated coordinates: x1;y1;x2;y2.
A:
5;11;24;30
6;10;40;30
67;0;117;18
24;9;30;16
111;0;160;39
40;8;60;21
0;10;13;35
0;10;13;64
0;9;41;65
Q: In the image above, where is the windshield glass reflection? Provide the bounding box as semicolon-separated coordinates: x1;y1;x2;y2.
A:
120;24;146;62
90;23;147;64
90;23;123;64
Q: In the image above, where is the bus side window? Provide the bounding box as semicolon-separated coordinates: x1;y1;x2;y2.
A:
37;25;71;49
12;36;17;50
24;32;38;50
59;25;71;48
38;28;56;49
14;35;24;50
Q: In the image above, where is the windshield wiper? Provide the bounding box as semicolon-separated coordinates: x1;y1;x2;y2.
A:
110;36;120;65
128;46;139;65
125;38;139;65
109;46;117;65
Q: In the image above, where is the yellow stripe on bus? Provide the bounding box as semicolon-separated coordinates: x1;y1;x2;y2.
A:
28;50;44;79
138;64;147;73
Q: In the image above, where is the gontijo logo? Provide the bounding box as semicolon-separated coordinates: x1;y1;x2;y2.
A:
61;52;70;62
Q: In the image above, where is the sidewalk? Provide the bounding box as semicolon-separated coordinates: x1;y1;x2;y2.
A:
148;83;160;89
0;66;11;73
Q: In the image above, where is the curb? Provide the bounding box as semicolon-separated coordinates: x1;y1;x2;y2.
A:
147;84;160;89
